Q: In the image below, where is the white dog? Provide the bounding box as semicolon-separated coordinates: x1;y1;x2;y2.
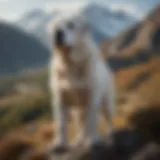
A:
48;14;115;151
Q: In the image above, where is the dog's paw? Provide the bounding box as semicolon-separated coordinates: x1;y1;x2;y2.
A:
52;145;69;154
74;136;100;149
71;140;85;149
46;141;69;154
86;136;101;147
71;135;86;149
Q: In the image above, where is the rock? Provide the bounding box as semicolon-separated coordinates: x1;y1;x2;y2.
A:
50;128;149;160
131;143;160;160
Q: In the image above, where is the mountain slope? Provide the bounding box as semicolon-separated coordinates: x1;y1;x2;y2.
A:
0;22;50;75
101;5;160;71
100;6;160;109
101;5;160;59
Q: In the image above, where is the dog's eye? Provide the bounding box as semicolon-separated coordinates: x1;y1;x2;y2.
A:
67;22;74;30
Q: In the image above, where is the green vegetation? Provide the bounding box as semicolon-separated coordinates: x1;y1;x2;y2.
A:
0;69;52;136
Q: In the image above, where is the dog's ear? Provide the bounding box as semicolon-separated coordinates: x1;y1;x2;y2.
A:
78;13;91;33
80;19;90;34
83;17;91;33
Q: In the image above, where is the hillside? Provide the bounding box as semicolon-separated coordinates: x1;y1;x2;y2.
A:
115;56;160;112
101;5;160;60
100;6;160;115
0;22;50;75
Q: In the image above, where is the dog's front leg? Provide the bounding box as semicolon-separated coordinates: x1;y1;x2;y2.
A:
79;88;103;147
71;88;102;148
52;88;68;153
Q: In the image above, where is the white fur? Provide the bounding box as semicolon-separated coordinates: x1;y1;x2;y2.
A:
49;14;116;148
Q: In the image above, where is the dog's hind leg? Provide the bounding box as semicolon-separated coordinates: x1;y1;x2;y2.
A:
102;82;116;132
84;89;104;146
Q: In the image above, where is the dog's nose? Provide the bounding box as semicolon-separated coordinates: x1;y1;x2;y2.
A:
55;29;64;45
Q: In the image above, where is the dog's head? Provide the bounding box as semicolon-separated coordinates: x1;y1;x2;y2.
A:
49;14;91;50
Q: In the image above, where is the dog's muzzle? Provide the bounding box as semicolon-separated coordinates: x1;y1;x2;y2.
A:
55;29;64;46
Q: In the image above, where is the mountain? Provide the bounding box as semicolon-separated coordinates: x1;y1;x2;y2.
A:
0;22;50;75
17;8;46;31
101;5;160;70
15;3;137;47
0;4;137;75
17;8;59;48
82;4;136;38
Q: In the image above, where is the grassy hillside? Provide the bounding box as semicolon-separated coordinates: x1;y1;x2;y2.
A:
0;68;51;136
0;53;159;137
101;5;160;61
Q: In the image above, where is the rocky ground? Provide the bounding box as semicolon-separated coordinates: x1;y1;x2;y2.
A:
1;105;160;160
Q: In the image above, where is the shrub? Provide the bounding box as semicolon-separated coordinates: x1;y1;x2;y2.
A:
0;92;52;136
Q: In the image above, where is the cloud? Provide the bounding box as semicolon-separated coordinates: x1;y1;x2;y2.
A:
110;3;144;19
0;0;8;3
0;13;19;22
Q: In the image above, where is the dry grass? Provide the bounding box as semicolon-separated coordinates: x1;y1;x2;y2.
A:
114;56;160;111
115;57;160;90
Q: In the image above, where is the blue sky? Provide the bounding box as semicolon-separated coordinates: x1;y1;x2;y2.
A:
0;0;159;21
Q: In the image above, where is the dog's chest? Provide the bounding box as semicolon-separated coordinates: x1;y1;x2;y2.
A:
61;87;90;107
56;60;88;88
57;67;90;107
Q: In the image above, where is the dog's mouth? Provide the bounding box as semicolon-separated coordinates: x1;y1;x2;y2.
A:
55;45;72;54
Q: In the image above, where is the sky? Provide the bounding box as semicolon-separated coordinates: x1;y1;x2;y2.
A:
0;0;159;21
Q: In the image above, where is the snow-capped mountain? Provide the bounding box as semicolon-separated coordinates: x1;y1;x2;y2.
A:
17;8;46;31
82;4;136;37
16;8;59;47
15;3;138;48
